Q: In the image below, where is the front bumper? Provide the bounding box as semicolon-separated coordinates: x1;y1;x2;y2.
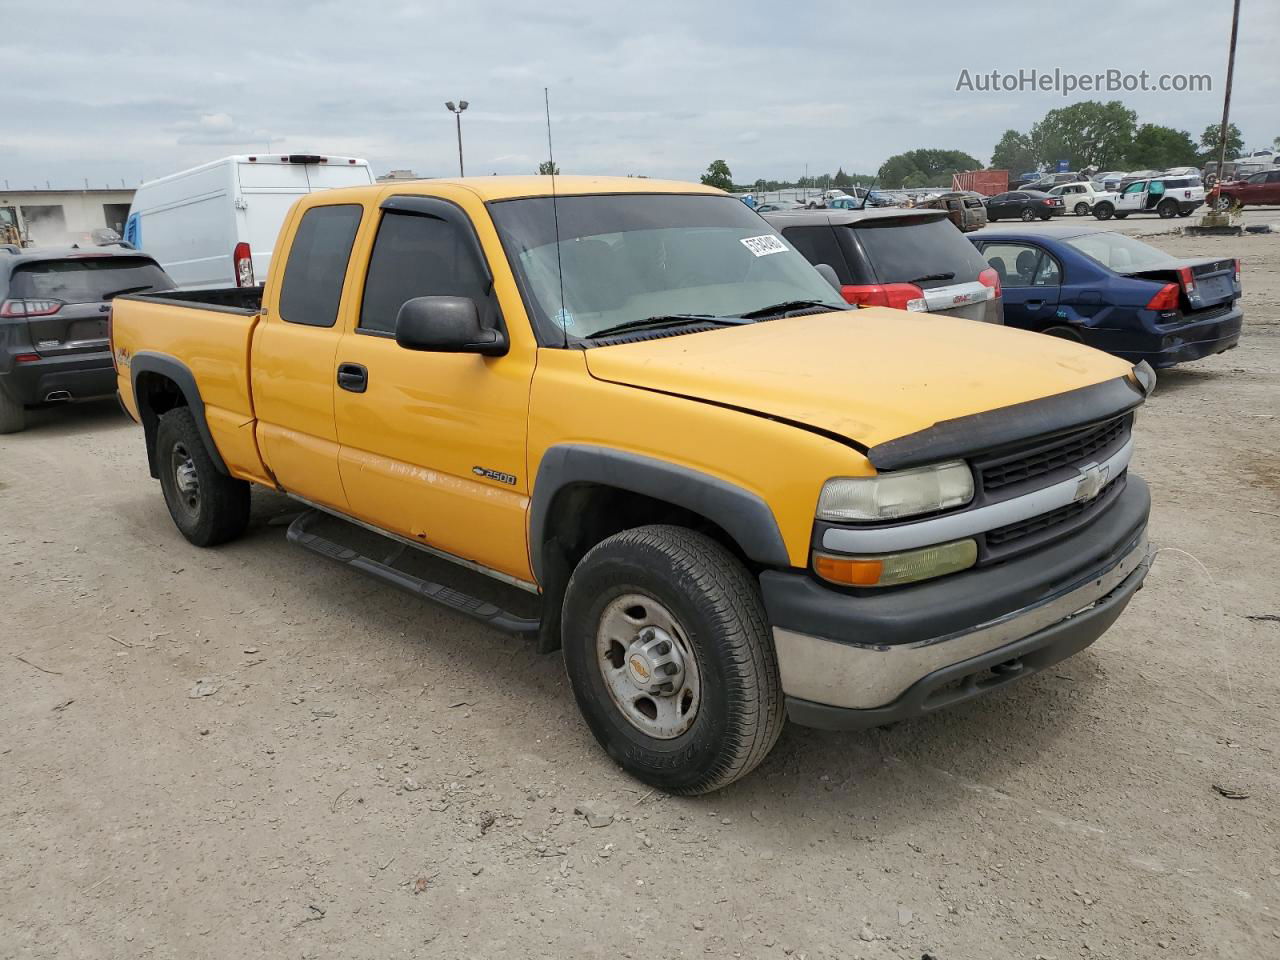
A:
1;349;116;405
761;476;1151;727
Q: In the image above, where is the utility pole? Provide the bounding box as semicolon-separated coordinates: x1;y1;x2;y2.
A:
445;100;469;176
1216;0;1242;180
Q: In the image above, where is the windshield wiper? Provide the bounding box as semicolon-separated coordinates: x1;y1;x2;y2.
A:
102;284;156;300
583;314;751;340
906;272;955;285
735;299;845;320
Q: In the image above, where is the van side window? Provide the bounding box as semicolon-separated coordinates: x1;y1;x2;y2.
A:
278;204;363;327
359;210;492;335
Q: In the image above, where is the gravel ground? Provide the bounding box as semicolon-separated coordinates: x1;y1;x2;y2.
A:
2;210;1278;960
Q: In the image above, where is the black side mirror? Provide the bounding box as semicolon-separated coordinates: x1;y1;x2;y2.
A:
394;296;508;356
813;263;842;293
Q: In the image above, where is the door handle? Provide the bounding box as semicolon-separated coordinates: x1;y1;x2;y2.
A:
1026;299;1045;308
337;362;368;393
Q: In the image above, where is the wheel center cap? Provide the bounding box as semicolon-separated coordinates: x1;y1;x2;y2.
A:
625;627;684;695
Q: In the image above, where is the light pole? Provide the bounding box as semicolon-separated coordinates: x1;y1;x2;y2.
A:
445;100;469;176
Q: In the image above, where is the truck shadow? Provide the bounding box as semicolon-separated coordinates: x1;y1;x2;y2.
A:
1147;366;1229;395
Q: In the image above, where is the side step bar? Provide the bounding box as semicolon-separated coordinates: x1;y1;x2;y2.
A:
286;511;540;635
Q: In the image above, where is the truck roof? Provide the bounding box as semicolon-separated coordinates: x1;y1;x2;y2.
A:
319;175;725;203
137;154;369;189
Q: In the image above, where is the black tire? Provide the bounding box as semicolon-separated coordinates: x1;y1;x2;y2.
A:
1157;199;1179;219
1093;202;1114;221
987;214;998;222
561;525;784;795
155;407;250;547
1074;202;1090;216
1020;207;1037;222
1113;212;1129;219
0;385;25;434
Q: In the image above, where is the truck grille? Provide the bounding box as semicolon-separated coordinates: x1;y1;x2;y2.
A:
977;416;1129;493
984;472;1127;554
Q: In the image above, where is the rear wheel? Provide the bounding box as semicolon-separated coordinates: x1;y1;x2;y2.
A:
1074;202;1090;216
1215;195;1234;212
155;407;250;547
1020;207;1037;222
1157;199;1179;219
562;525;784;795
0;386;25;434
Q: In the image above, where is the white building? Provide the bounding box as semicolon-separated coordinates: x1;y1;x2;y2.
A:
0;188;136;247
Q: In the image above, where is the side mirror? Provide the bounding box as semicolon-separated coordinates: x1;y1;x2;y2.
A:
394;296;507;356
814;263;842;293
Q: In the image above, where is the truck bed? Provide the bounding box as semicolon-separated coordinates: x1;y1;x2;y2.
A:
132;286;264;313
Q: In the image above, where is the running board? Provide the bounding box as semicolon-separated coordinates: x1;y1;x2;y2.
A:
286;511;540;635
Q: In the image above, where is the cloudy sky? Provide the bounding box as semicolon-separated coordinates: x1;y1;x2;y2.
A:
2;0;1276;190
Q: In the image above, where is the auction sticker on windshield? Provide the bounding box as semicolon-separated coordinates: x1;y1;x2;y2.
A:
740;234;789;257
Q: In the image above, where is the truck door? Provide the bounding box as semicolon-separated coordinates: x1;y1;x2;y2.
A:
251;201;365;511
332;194;536;583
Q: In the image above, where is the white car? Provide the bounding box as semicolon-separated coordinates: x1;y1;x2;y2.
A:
125;154;374;289
1090;176;1205;220
1048;181;1110;216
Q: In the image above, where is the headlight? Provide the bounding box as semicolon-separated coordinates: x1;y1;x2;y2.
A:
816;461;974;523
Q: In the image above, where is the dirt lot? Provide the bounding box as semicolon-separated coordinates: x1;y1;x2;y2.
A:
3;212;1278;960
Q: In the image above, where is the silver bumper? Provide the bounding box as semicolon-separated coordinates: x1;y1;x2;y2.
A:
774;534;1151;710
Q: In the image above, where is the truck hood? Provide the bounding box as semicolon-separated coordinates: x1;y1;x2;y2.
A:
583;308;1135;451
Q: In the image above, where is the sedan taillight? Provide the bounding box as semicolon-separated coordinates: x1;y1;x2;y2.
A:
1146;283;1180;312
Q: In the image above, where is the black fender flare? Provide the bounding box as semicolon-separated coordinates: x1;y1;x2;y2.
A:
130;351;228;476
528;444;791;582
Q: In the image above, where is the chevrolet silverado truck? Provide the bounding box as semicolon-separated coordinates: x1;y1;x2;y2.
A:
112;177;1155;794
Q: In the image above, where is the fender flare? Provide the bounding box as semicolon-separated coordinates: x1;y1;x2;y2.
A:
528;445;791;581
130;351;228;476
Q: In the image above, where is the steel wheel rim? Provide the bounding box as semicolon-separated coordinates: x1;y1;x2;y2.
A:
596;592;702;740
171;442;200;516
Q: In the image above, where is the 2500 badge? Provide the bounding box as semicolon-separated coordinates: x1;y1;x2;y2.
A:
472;466;517;486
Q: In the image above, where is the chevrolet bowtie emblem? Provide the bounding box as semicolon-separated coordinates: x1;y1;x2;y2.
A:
1073;462;1110;503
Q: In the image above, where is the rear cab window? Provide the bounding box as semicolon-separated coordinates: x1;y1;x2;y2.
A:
843;216;990;288
9;256;171;303
279;204;363;327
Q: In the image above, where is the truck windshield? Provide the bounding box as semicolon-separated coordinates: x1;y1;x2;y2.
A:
488;193;845;343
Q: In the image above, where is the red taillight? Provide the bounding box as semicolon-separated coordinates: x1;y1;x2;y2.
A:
15;353;41;363
1177;265;1196;296
1234;258;1241;284
1146;283;1180;312
233;242;255;287
840;283;927;312
0;298;62;317
978;266;1002;299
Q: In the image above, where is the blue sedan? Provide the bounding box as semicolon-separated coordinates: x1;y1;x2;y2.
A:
969;226;1243;368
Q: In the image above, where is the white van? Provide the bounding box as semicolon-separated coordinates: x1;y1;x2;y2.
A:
124;154;374;289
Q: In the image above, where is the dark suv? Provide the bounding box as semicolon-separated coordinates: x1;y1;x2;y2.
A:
1;248;173;432
761;208;1004;324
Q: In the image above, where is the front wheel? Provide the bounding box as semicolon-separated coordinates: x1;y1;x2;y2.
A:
155;407;250;547
1020;207;1037;222
562;525;784;795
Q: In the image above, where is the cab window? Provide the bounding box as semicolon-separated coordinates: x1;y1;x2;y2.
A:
1123;182;1146;195
278;204;363;327
358;208;494;336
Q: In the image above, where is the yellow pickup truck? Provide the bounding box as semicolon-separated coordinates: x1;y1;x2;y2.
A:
112;176;1155;793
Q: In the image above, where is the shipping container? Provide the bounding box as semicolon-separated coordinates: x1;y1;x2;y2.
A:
953;170;1008;196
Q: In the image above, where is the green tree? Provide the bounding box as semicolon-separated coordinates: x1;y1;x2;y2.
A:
699;159;734;191
877;149;982;188
1126;124;1199;169
1199;122;1243;161
1030;100;1137;170
536;160;560;175
832;167;852;189
990;129;1039;173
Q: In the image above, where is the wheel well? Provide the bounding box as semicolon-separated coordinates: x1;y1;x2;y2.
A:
533;483;756;654
134;371;188;478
